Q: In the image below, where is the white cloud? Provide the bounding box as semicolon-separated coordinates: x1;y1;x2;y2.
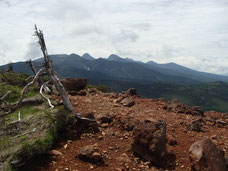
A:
0;0;228;75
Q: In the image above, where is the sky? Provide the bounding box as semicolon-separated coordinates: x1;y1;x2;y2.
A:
0;0;228;75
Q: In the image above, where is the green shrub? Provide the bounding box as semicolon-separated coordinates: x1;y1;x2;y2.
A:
86;84;111;93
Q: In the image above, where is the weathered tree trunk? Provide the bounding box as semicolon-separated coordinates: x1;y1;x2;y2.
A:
34;25;76;115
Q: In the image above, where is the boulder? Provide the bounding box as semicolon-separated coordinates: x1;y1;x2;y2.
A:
78;144;104;165
126;88;137;96
132;119;167;168
189;139;227;171
120;97;135;107
191;106;204;116
60;78;87;91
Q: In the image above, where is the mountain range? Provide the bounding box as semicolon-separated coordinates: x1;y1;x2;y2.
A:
2;53;228;112
2;53;228;84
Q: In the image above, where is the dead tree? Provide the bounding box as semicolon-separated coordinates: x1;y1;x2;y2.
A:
34;25;76;115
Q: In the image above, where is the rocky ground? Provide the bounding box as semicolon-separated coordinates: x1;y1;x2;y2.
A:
19;88;228;171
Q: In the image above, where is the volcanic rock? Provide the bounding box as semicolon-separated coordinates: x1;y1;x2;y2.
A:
132;119;167;168
118;116;140;131
126;88;137;96
167;99;189;113
60;78;87;91
190;106;204;116
167;99;204;116
188;119;204;132
189;139;227;171
120;97;135;107
78;144;104;165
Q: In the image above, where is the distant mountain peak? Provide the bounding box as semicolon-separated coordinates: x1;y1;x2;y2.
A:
108;54;122;60
82;53;95;60
147;61;158;65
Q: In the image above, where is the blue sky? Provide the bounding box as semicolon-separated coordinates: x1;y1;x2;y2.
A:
0;0;228;75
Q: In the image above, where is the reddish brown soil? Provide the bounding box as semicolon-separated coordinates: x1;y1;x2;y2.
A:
20;91;228;171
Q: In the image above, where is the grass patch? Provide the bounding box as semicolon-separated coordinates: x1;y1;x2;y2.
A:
6;105;42;123
0;106;70;171
0;83;38;104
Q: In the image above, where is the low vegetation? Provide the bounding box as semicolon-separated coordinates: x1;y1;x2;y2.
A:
0;71;71;170
86;84;111;93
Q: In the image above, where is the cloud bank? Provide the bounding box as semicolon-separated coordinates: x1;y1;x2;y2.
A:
0;0;228;75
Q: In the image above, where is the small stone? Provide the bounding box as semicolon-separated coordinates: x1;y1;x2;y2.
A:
98;136;104;140
116;153;131;163
64;144;68;149
49;150;63;156
101;123;109;128
109;147;114;150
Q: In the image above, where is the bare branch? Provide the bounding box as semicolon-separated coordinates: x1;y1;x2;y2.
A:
25;76;34;81
15;68;45;109
0;91;11;102
40;82;54;110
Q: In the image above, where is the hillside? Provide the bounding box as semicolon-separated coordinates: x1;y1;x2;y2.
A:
19;87;228;171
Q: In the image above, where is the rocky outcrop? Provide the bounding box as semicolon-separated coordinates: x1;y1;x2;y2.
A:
167;99;204;116
60;78;87;91
189;139;227;171
132;119;167;168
